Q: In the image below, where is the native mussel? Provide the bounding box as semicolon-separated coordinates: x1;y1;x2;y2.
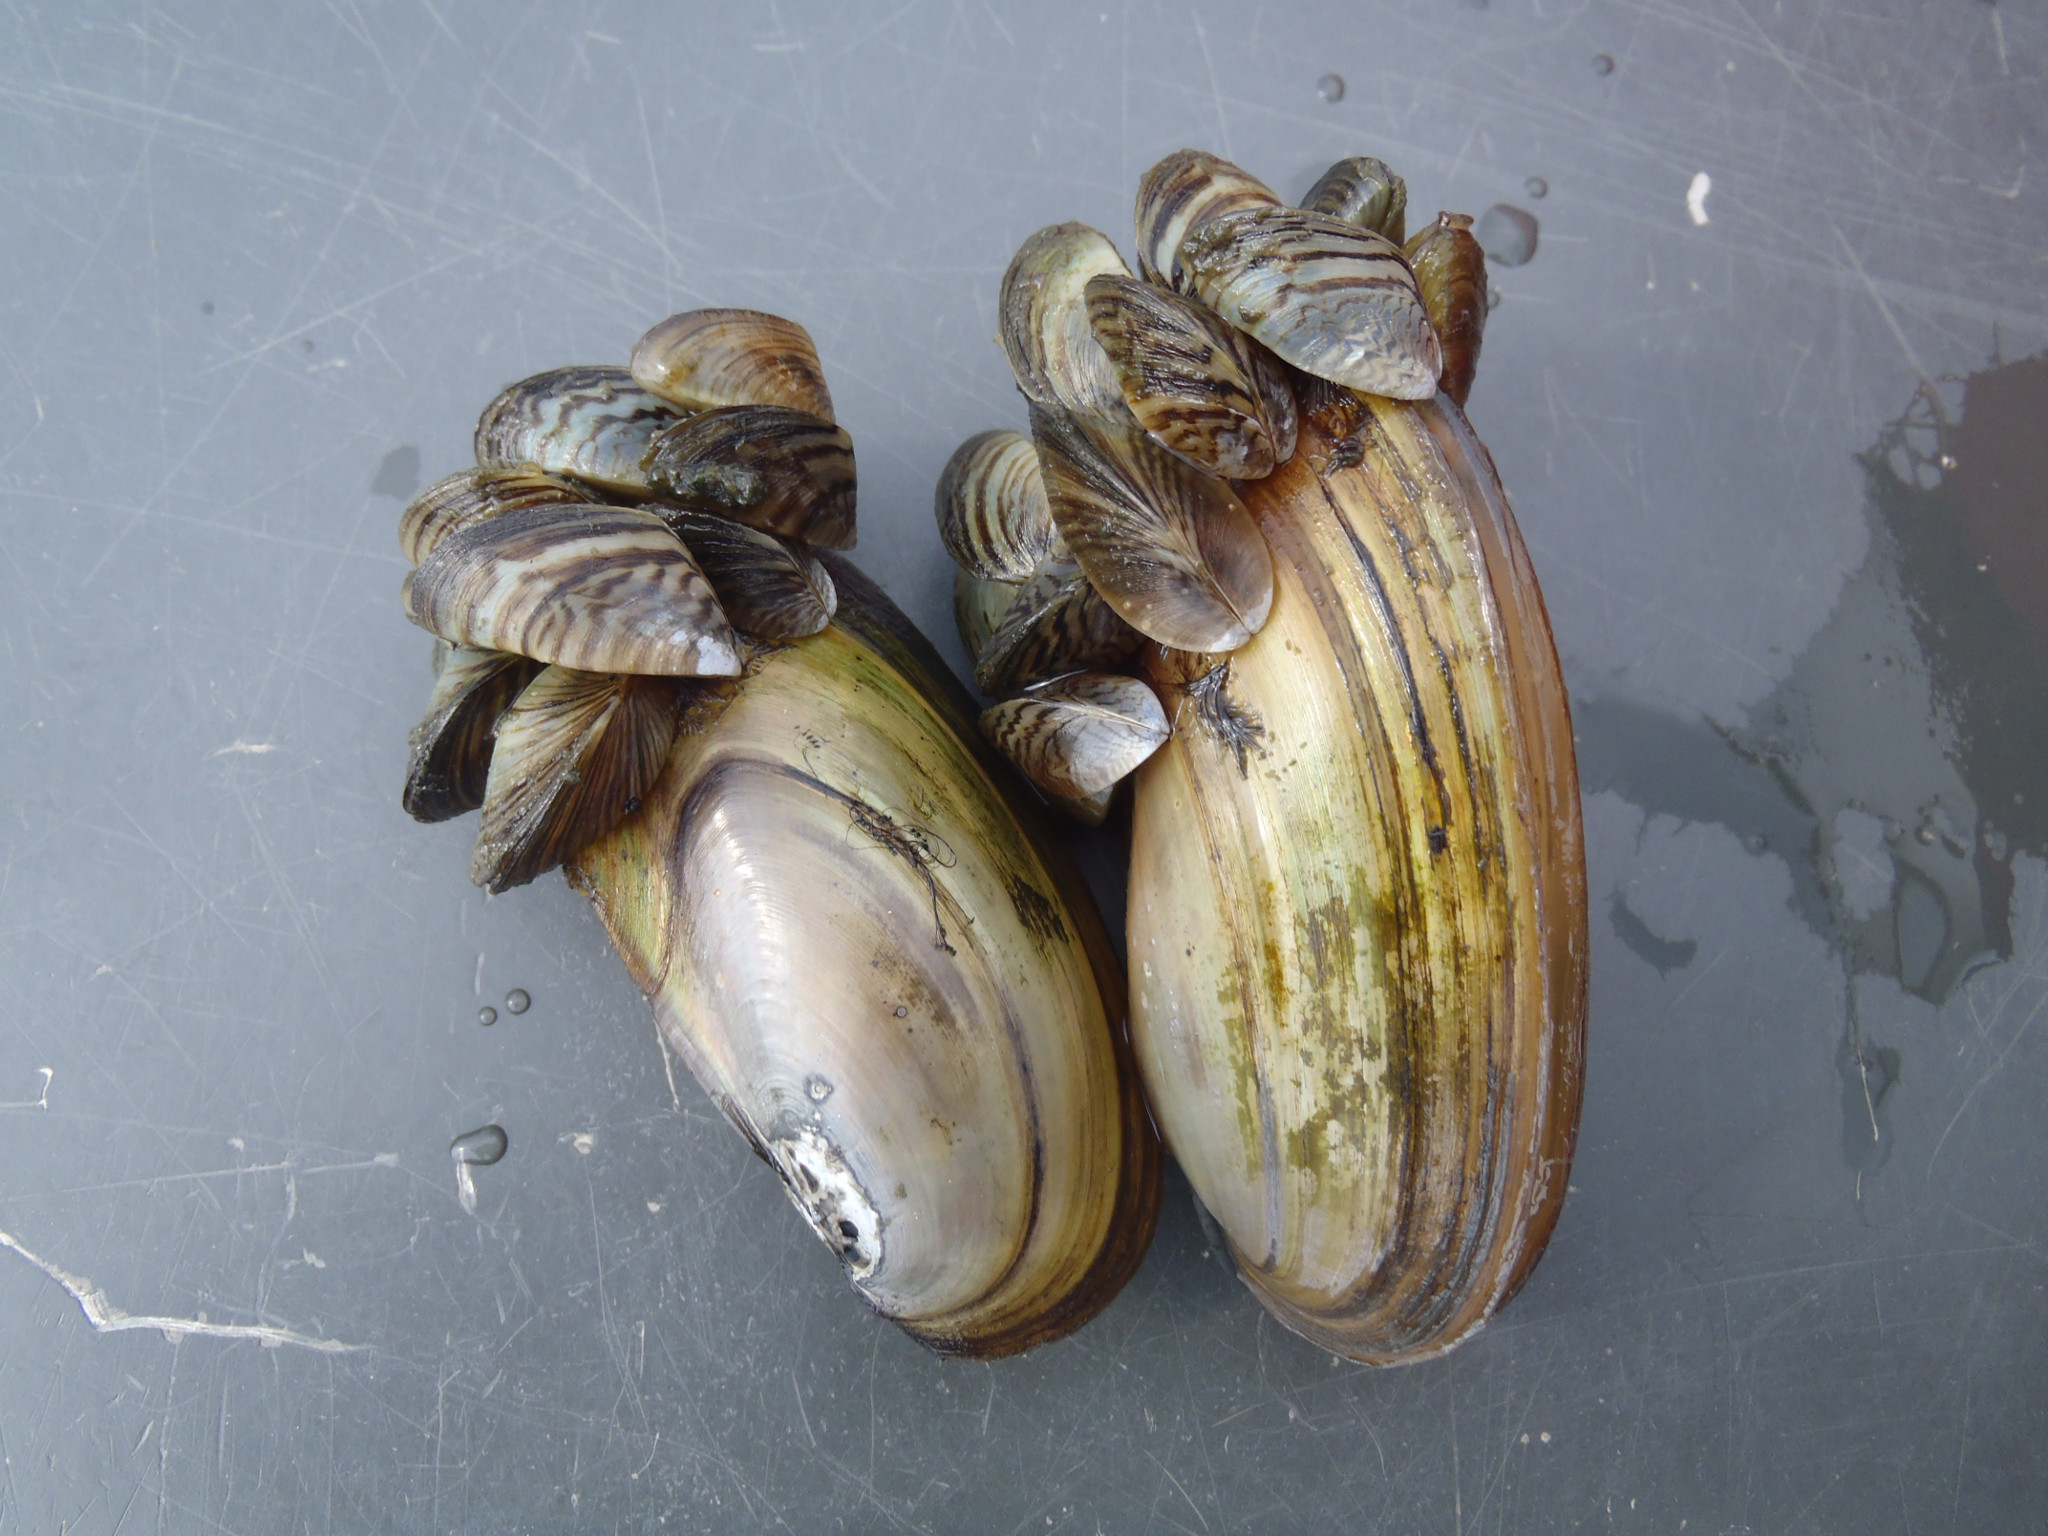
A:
936;151;1587;1363
397;310;1160;1356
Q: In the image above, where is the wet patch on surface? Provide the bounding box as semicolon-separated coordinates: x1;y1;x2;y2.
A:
1578;350;2048;1006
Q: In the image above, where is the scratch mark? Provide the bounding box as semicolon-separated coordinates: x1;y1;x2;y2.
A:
1827;218;1933;390
0;1067;53;1111
0;1228;361;1353
793;1370;817;1448
209;739;278;757
1190;16;1233;159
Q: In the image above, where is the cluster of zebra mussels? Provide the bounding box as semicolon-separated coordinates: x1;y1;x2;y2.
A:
397;311;1160;1358
937;151;1587;1363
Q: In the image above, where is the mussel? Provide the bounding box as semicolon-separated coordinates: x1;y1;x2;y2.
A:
933;150;1587;1363
395;310;1160;1354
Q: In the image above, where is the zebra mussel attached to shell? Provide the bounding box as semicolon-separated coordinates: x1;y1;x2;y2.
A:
395;308;1160;1356
933;150;1587;1364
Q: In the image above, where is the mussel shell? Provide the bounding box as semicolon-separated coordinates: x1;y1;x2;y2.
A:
1029;403;1274;654
401;502;743;677
566;557;1161;1356
936;429;1059;581
1126;382;1586;1363
469;666;682;892
630;308;835;421
954;567;1025;668
401;645;543;822
998;223;1132;419
1405;212;1487;408
1177;206;1442;400
642;405;857;550
473;365;685;497
398;468;594;566
662;508;837;640
1133;149;1283;292
1300;156;1409;245
980;672;1169;800
972;562;1142;697
1083;274;1297;480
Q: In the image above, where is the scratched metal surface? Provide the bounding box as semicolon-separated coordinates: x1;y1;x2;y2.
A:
3;1;2045;1531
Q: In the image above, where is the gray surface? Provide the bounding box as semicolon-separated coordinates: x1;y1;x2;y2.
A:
3;1;2045;1531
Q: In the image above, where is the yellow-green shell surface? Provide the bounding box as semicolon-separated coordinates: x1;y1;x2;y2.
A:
1127;383;1587;1363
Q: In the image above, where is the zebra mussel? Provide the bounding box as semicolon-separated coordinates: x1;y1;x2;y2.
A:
934;150;1586;1364
396;310;1160;1354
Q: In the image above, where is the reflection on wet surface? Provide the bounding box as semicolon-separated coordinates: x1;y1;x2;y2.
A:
1579;349;2048;1008
1578;351;2048;1178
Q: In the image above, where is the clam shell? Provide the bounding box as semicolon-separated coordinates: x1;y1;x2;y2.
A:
1300;155;1409;244
642;405;857;550
566;557;1162;1356
1126;382;1586;1363
972;562;1142;697
662;508;837;640
980;672;1169;801
401;502;743;677
1083;274;1298;480
469;666;682;893
953;567;1024;668
998;223;1132;418
629;308;835;421
1133;149;1282;292
1029;403;1274;653
1177;206;1442;400
473;365;685;497
936;430;1059;581
398;468;594;566
1405;212;1487;408
400;644;543;822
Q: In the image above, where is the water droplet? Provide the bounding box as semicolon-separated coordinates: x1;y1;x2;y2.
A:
1524;175;1549;199
806;1075;834;1102
450;1123;508;1215
476;1006;498;1027
1746;833;1769;854
893;1005;908;1018
1592;52;1616;75
451;1124;509;1165
1316;72;1346;103
1475;204;1540;267
504;988;530;1015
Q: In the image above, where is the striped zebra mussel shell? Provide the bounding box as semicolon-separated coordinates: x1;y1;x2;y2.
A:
1177;206;1442;400
1083;273;1297;480
998;223;1132;419
936;429;1060;581
1132;149;1283;293
1300;155;1409;245
643;404;857;550
473;365;684;497
400;501;742;677
630;308;836;422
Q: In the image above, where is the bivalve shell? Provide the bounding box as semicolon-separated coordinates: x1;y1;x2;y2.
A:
473;366;685;497
568;558;1161;1355
1126;382;1586;1363
1177;207;1442;400
630;308;835;422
